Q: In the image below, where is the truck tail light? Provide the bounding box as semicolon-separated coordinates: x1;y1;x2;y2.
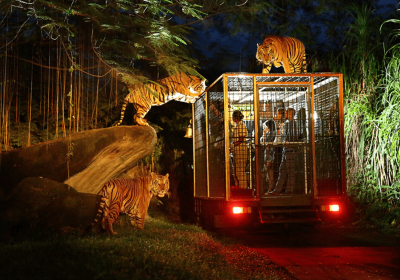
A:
232;207;251;214
321;205;340;212
329;205;339;211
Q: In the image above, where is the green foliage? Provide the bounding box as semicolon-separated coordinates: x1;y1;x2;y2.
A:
349;179;400;232
334;4;400;230
145;21;188;49
1;0;207;82
0;0;278;82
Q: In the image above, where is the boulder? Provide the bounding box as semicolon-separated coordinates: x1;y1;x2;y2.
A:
0;125;157;195
0;177;100;239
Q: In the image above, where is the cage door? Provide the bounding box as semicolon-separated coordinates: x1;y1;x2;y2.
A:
257;85;312;196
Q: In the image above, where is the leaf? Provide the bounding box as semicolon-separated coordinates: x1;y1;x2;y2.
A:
88;3;105;10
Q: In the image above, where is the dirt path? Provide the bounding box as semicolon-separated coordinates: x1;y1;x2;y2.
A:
225;223;400;280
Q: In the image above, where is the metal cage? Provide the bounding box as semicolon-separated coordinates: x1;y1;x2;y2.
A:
193;73;345;202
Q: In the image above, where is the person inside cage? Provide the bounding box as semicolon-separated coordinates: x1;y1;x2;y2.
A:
297;107;308;141
275;108;286;142
269;107;298;195
261;114;277;194
230;110;248;188
266;108;286;194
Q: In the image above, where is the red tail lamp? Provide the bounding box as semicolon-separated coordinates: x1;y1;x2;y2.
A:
321;205;340;212
232;207;252;214
329;205;340;212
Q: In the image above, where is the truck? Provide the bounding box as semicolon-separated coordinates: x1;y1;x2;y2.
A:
192;73;346;229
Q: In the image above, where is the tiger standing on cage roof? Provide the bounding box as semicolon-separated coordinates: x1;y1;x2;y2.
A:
256;35;307;74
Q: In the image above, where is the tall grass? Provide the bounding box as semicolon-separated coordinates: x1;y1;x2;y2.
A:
330;4;400;230
358;45;400;215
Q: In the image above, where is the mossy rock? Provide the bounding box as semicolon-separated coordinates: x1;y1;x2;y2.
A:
1;177;101;240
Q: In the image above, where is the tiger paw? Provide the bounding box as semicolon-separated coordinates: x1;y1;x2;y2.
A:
135;116;149;126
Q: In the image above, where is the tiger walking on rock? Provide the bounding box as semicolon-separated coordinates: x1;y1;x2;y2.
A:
116;72;206;126
92;173;170;234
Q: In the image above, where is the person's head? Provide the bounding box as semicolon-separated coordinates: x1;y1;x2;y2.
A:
262;121;268;130
232;110;244;123
286;108;296;120
274;108;285;122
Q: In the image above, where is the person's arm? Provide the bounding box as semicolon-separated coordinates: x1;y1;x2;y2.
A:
282;121;289;142
233;135;245;146
233;122;246;146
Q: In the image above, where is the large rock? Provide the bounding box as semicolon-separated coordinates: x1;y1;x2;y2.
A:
0;177;100;239
0;125;157;195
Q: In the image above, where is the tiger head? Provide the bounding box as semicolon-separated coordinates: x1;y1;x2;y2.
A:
150;173;170;198
256;39;280;67
187;75;206;96
257;35;291;69
168;73;206;104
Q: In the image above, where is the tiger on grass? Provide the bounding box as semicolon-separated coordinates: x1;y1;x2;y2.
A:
116;72;206;126
256;35;307;74
92;173;170;234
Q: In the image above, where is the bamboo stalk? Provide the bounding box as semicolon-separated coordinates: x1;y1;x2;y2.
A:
76;58;80;132
56;41;60;139
69;70;73;136
95;72;99;129
47;49;50;143
28;63;33;147
62;54;67;137
86;60;89;131
1;42;8;151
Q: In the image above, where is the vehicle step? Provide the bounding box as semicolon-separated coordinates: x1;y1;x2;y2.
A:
258;217;321;224
258;206;321;224
260;209;317;214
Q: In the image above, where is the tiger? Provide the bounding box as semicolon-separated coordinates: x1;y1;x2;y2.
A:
116;73;206;126
256;35;307;74
92;173;170;234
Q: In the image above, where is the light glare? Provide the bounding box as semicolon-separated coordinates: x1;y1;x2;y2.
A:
329;205;339;211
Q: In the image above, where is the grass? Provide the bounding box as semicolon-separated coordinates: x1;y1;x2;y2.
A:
0;214;291;280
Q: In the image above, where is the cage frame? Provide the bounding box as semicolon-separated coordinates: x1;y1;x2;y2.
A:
192;73;346;227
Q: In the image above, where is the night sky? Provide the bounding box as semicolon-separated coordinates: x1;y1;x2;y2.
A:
191;0;399;82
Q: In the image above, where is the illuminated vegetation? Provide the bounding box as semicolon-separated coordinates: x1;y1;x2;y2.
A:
328;4;400;231
0;0;207;150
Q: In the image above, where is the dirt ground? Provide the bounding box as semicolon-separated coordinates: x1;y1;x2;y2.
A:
224;221;400;280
